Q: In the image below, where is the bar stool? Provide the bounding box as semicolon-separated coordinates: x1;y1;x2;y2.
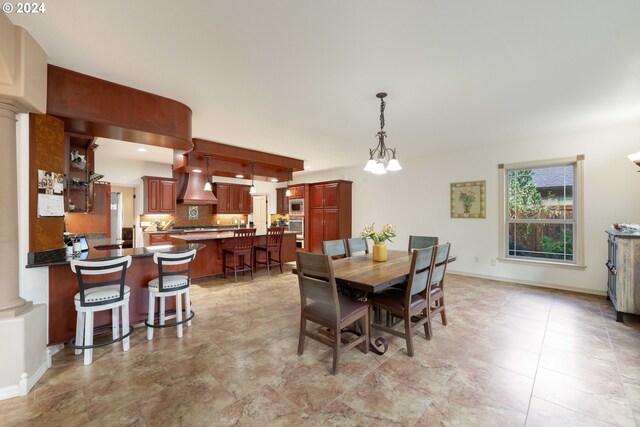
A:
223;228;256;282
254;227;285;275
70;256;133;366
146;249;197;340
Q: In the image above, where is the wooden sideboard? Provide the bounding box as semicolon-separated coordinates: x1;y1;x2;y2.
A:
606;230;640;322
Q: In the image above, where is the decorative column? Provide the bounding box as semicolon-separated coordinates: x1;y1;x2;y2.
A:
0;13;48;399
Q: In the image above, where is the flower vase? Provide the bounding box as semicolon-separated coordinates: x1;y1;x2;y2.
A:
373;242;387;262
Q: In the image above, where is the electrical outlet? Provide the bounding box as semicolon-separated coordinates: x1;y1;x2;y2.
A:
491;259;497;266
474;256;480;263
217;220;220;224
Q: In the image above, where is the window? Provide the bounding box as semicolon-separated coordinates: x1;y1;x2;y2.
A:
499;156;585;267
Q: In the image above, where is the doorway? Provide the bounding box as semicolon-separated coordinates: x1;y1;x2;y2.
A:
111;185;136;247
252;195;268;235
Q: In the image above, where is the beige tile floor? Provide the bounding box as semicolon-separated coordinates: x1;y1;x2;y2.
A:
2;265;639;426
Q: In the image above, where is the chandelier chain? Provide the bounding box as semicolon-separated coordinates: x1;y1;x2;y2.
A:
379;97;386;131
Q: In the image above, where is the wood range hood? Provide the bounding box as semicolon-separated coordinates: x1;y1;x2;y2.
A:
174;139;304;204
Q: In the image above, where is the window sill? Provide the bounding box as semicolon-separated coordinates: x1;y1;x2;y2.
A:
497;257;587;270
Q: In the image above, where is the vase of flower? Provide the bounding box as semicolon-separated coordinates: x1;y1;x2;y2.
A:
361;223;396;263
458;189;476;214
373;242;387;262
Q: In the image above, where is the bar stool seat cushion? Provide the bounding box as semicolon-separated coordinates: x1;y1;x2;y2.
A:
148;275;189;291
74;285;131;304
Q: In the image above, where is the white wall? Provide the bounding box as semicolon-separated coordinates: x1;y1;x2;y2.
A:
297;121;640;295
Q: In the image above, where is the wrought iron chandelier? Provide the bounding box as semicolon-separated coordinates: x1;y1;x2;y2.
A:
364;92;402;174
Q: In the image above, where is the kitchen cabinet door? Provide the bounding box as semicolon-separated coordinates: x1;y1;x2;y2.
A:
322;209;340;241
241;187;252;214
308;208;325;253
310;184;324;209
214;184;230;213
159;179;177;213
322;183;339;209
147;178;160;213
229;185;242;212
276;188;288;214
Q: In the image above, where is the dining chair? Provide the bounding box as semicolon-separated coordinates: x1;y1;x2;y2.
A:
70;256;133;365
346;237;369;257
146;249;197;340
425;243;452;340
408;235;439;252
322;239;348;259
369;247;437;357
296;251;369;375
254;227;285;275
223;228;257;282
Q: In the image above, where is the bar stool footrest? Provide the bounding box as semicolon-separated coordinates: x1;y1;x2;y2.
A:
68;325;135;350
145;310;195;329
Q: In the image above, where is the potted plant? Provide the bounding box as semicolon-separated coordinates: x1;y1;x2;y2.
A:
361;223;396;262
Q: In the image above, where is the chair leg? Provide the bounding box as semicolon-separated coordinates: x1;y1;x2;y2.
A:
405;315;414;357
176;293;183;338
185;289;192;327
147;293;155;340
278;251;283;273
112;307;119;340
424;309;433;341
440;297;447;326
297;317;306;355
332;328;341;375
363;312;369;354
266;250;270;276
249;252;254;280
75;311;84;355
233;254;238;282
159;296;166;326
223;251;227;279
84;311;94;365
122;299;130;352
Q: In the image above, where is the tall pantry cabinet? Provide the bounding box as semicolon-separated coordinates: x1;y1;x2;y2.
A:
307;180;352;253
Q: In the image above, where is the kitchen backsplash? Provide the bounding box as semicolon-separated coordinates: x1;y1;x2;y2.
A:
140;205;248;229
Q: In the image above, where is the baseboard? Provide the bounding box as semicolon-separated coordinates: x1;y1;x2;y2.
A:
0;349;50;401
447;270;607;297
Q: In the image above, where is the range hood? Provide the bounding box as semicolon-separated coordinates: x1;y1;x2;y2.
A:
176;173;217;205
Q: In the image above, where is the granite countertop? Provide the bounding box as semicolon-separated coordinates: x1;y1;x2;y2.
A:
27;243;206;268
169;230;297;241
145;226;250;234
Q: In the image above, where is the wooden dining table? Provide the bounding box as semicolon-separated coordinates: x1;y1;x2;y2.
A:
293;249;456;354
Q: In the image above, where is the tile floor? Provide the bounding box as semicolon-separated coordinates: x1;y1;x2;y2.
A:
1;266;639;426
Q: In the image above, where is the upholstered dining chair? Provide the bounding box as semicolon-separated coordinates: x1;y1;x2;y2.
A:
369;247;437;357
408;235;439;252
254;227;285;275
346;237;369;257
322;239;348;259
425;243;452;340
296;251;369;374
223;228;256;282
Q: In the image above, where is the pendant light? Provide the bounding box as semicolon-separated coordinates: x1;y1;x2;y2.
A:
203;155;213;191
364;92;402;174
249;163;256;194
285;168;292;197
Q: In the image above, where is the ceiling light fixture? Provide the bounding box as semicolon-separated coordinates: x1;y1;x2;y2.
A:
235;174;244;179
137;147;147;152
270;178;278;183
364;92;402;174
627;151;640;171
192;169;202;173
249;163;256;194
203;155;213;191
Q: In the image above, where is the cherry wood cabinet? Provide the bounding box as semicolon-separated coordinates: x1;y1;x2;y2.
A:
214;183;252;214
276;188;289;214
143;176;177;214
289;185;304;199
307;180;352;253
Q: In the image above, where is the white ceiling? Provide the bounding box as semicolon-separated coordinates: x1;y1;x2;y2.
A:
96;138;173;165
9;1;640;173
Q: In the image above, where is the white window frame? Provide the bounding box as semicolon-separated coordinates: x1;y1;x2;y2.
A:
498;155;585;269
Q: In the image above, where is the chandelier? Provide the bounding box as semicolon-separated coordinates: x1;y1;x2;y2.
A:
364;92;402;174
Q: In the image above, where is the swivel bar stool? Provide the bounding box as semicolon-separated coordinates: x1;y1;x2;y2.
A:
70;256;133;366
146;249;197;340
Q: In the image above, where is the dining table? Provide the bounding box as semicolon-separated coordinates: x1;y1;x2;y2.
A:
293;249;456;354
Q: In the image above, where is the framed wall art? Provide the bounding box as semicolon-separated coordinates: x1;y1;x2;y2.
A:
450;180;486;218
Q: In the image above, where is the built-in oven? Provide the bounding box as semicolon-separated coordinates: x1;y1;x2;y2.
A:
289;217;304;248
289;198;304;215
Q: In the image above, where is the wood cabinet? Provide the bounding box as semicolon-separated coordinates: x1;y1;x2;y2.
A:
606;231;640;322
307;180;352;253
214;183;252;214
289;185;304;199
143;176;177;214
65;134;97;213
276;188;289;214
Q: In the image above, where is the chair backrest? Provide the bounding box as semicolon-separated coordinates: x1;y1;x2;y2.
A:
322;239;348;259
153;249;197;292
405;247;437;300
408;235;439;252
430;243;451;288
296;251;340;325
346;238;369;257
70;256;132;307
233;228;256;250
266;227;285;248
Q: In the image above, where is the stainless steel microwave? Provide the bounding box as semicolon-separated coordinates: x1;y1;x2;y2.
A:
289;198;304;214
